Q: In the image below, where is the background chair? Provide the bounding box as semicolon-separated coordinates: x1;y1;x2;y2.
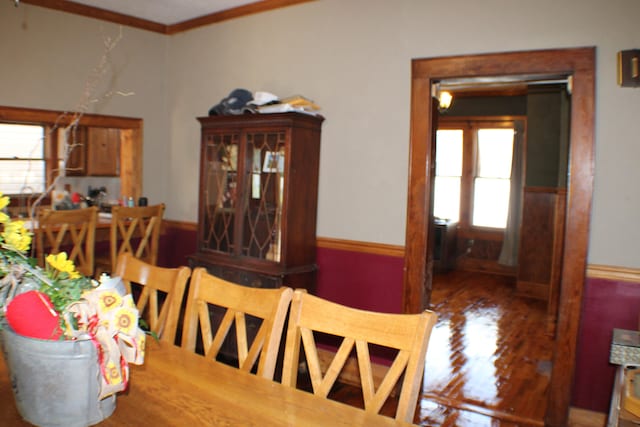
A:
114;253;191;344
181;267;293;380
281;289;438;423
35;206;98;277
95;203;164;276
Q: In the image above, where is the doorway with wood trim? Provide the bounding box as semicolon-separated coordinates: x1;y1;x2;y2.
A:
403;48;595;427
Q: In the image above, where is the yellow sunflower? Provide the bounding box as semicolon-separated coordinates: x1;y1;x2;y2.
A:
1;220;32;252
104;360;122;385
112;306;137;335
97;290;123;313
0;193;9;224
45;252;81;279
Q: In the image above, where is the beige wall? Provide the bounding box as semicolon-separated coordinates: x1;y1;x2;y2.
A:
0;2;170;208
2;0;640;269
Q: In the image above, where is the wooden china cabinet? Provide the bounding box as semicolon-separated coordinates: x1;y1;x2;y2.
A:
190;112;324;294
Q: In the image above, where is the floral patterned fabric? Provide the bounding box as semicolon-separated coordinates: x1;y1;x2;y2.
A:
67;282;146;398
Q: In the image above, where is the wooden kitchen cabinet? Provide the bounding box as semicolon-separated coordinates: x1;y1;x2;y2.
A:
64;126;87;176
190;113;324;293
65;126;120;176
86;127;120;176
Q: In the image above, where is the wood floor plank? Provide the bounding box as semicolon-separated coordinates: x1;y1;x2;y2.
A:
418;270;553;426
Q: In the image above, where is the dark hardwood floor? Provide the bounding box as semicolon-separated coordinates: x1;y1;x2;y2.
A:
417;270;553;426
323;270;553;426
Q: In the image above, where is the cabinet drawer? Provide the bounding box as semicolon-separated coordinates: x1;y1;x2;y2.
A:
190;261;282;289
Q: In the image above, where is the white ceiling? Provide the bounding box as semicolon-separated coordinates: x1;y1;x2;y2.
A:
69;0;261;25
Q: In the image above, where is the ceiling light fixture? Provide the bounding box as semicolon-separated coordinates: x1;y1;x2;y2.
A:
432;83;454;113
438;91;453;112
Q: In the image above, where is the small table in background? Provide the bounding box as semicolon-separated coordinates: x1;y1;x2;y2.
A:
608;328;640;427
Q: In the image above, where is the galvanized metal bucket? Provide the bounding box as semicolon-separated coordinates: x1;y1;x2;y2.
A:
0;326;116;427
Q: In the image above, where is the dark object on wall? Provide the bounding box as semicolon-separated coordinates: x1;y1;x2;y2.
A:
618;50;640;87
208;89;253;115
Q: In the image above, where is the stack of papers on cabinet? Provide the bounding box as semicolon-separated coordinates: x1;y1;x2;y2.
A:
256;95;321;116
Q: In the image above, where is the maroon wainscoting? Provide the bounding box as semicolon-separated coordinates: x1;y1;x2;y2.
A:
572;277;640;412
159;228;404;310
158;222;198;268
315;247;404;313
157;223;406;314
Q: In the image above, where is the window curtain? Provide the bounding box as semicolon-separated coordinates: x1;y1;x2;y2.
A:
498;123;524;266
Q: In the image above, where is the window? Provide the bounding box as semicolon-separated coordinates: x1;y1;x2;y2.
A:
0;106;142;206
0;123;47;194
434;118;521;230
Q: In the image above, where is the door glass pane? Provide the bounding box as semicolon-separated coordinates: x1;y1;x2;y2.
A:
473;128;514;228
202;132;239;255
477;129;513;178
244;131;286;262
434;129;462;222
436;130;463;176
434;176;460;222
473;178;511;228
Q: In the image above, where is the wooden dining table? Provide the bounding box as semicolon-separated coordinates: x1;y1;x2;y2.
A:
0;339;417;426
23;212;119;245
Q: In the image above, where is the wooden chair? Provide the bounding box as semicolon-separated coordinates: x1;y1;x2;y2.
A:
95;203;165;276
114;253;191;344
281;290;438;423
181;267;293;380
35;206;98;277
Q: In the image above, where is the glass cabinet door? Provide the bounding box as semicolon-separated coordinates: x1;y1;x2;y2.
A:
201;129;286;263
202;132;239;255
242;130;286;262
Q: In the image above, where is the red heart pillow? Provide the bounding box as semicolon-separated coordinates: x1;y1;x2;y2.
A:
6;291;62;340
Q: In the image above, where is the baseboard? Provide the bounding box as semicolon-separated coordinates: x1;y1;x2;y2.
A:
587;264;640;284
162;219;197;232
568;407;606;427
455;255;518;277
516;280;548;300
316;237;404;258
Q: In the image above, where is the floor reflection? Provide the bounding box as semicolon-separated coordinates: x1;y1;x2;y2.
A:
418;271;552;426
462;307;498;405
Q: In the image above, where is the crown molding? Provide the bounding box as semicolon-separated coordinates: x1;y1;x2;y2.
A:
19;0;315;35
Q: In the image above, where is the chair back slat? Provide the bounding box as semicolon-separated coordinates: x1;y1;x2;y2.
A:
182;268;293;380
114;253;190;344
110;204;164;272
95;204;164;276
36;206;98;277
282;290;437;423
